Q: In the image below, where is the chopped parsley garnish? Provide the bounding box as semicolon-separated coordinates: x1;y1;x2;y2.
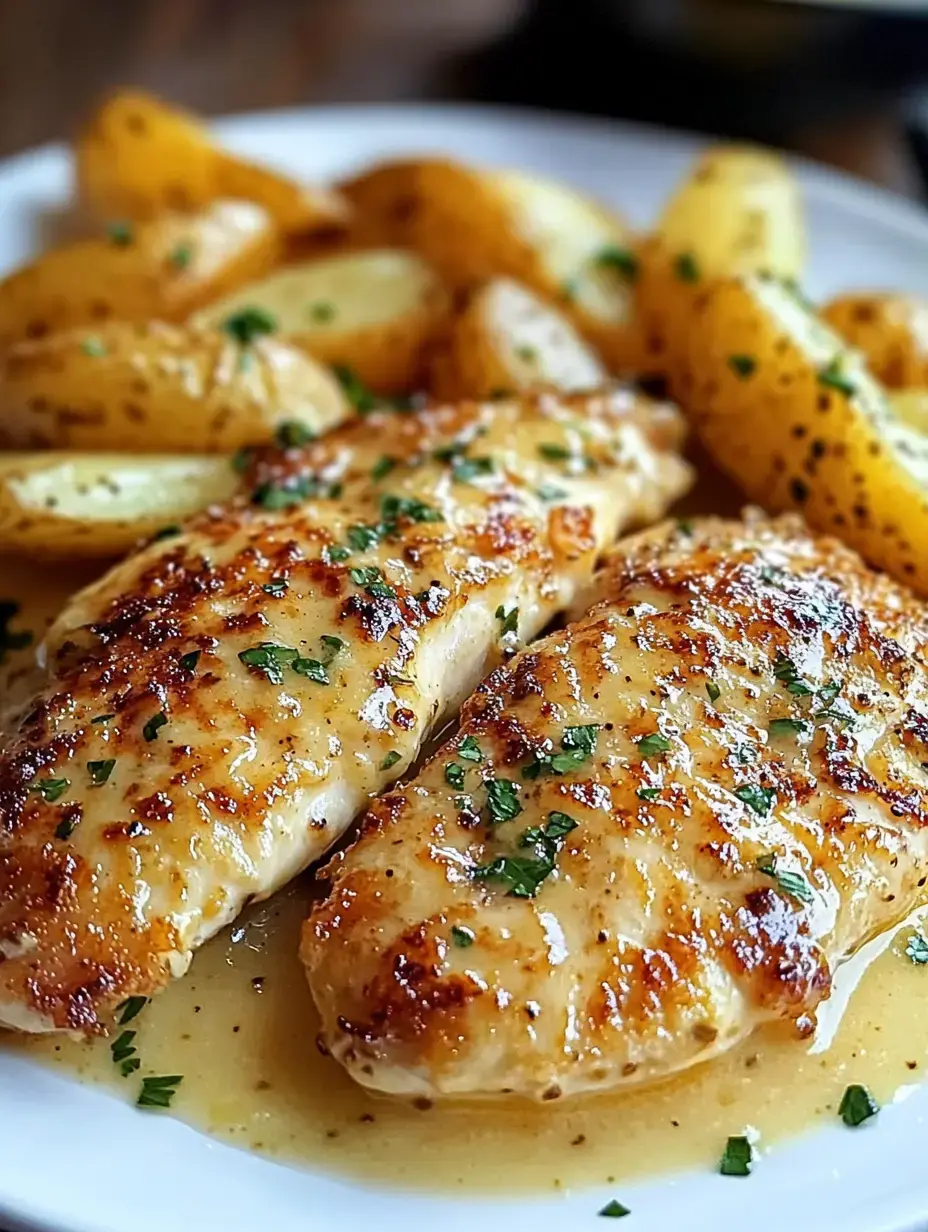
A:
179;650;200;672
319;634;345;660
0;599;32;663
636;786;660;801
637;732;671;758
706;681;721;703
370;456;395;482
251;475;318;510
474;810;577;898
106;220;134;245
222;305;277;345
719;1135;753;1176
734;783;775;816
231;446;254;474
30;777;69;803
81;335;107;358
380;493;443;524
458;736;482;763
379;750;401;771
755;853;812;903
769;717;808;737
350;565;396;600
537;484;568;502
485;778;522;825
452;456;495;483
88;759;115;786
347;523;385;551
238;641;328;686
137;1074;183;1109
308;301;335;323
142;712;168;742
262;580;288;597
333;365;378;414
169;242;193;269
92;713;115;725
598;1199;631;1218
515;344;537;364
117;996;148;1025
728;354;757;379
291;657;329;684
817;357;856;398
523;724;600;779
324;544;351;564
274;420;314;449
538;442;571;462
451;925;475;948
55;817;78;840
676;518;694;535
906;932;928;964
773;653;812;697
596;245;638;281
111;1030;139;1077
839;1083;878;1128
495;604;519;637
674;252;700;283
445;762;466;789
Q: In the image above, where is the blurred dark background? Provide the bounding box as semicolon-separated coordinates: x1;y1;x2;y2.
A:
1;0;927;197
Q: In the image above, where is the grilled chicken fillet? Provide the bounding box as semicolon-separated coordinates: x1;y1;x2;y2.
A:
0;389;688;1033
303;512;928;1100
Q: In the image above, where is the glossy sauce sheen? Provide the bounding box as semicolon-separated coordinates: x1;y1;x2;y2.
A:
5;493;928;1193
11;883;928;1192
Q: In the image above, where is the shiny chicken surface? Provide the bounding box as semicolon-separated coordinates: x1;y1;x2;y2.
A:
0;389;689;1033
304;513;928;1100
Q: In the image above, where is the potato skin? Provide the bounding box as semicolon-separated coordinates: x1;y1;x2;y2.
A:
0;322;350;453
76;89;348;236
634;145;805;379
676;274;928;593
0;201;281;351
0;453;238;558
342;159;638;370
427;277;607;401
823;293;928;389
193;249;450;394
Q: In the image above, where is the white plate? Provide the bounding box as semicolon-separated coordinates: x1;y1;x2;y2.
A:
2;103;928;1232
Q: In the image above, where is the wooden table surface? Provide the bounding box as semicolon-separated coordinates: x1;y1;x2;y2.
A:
0;0;922;199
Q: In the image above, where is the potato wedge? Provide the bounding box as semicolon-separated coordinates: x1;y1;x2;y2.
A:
634;144;805;378
0;322;349;452
656;145;804;280
0;201;280;351
675;273;928;592
890;388;928;434
427;277;607;400
342;158;638;370
0;453;238;558
822;292;928;389
76;89;348;236
192;249;449;393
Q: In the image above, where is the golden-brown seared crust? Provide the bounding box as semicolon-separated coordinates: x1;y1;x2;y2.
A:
0;387;690;1034
303;512;928;1100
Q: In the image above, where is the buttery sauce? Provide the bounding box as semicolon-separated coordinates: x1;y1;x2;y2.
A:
3;518;928;1196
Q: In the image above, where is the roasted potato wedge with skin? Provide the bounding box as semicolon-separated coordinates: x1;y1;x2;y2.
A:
656;144;804;281
822;292;928;389
193;249;450;394
676;273;928;592
427;276;607;400
342;158;638;370
0;201;280;351
0;453;238;558
76;89;348;236
635;145;805;379
0;322;350;453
